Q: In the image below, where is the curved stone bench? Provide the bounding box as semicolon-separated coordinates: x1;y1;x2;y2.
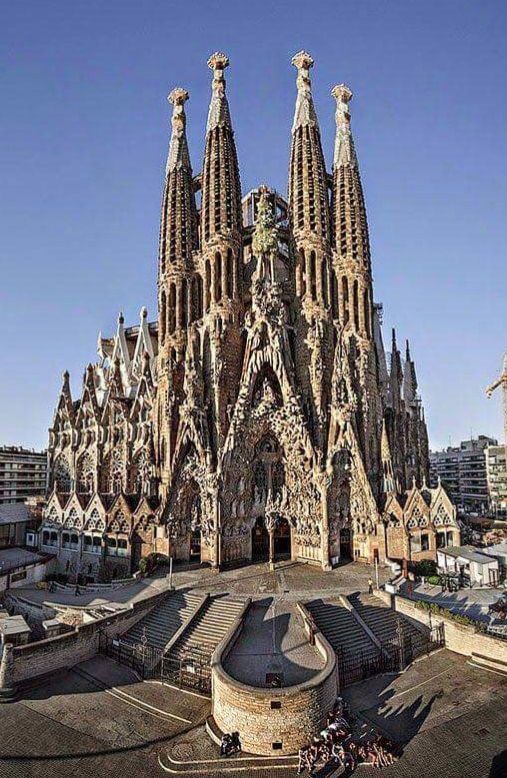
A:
210;603;337;756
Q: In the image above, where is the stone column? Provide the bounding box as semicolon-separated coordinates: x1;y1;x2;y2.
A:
268;528;275;572
212;493;221;571
320;482;332;571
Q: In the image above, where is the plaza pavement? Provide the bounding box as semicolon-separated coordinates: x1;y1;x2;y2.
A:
2;560;507;777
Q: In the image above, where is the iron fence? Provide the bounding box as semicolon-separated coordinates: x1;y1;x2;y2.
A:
336;623;444;689
98;632;212;694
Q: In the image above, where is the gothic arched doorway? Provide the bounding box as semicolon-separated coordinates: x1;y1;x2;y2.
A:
252;517;269;561
274;517;291;559
190;528;201;562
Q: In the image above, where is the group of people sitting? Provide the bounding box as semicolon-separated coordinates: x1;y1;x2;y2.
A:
219;731;241;758
297;697;397;775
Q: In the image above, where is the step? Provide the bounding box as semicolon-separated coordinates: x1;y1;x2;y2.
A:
469;652;507;676
167;597;245;663
348;593;427;648
306;599;377;657
121;591;202;650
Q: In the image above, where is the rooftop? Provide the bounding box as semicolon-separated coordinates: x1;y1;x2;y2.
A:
439;545;498;565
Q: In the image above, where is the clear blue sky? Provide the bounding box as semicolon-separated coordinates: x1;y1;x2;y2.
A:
1;0;505;451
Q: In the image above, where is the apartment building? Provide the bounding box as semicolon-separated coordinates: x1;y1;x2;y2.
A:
0;446;47;505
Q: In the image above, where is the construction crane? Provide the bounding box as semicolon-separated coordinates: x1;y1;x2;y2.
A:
486;353;507;445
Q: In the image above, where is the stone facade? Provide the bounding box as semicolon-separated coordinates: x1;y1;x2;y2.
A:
42;51;455;579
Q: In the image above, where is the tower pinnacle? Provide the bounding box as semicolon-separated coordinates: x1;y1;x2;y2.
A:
331;83;357;168
291;51;318;132
206;51;232;131
166;88;190;175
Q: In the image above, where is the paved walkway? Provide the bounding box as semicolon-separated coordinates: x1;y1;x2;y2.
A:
11;560;388;611
404;581;505;623
223;599;324;687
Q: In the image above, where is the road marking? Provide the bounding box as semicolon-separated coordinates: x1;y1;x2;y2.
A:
107;686;192;723
158;753;298;775
146;679;210;700
72;668;192;723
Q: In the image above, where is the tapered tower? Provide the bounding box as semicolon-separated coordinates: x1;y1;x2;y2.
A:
330;84;382;487
288;51;333;447
157;88;199;487
200;53;244;452
331;84;373;340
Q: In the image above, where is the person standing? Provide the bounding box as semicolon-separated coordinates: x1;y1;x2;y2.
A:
368;576;374;595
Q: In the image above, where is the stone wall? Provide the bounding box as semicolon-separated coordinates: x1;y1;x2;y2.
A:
377;590;507;667
211;607;337;756
1;589;171;693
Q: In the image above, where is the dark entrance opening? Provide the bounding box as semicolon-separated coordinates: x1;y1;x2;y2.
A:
190;529;201;562
274;517;291;559
340;528;352;560
252;517;269;561
131;532;143;573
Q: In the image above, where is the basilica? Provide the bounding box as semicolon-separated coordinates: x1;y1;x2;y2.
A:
41;52;459;582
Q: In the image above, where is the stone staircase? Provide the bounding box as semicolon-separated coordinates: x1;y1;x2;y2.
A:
305;598;378;658
166;595;245;663
347;593;427;650
121;589;203;651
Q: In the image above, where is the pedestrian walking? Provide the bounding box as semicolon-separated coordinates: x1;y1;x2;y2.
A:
368;576;373;595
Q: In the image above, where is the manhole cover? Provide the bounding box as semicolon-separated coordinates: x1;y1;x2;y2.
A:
172;741;193;761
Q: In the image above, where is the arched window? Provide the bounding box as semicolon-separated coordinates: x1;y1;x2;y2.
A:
310;251;317;301
226;249;234;298
342;276;349;324
353;280;359;331
300;249;306;297
214;252;222;302
205;260;211;311
331;271;339;320
363;288;371;338
181;278;188;328
54;456;71;492
321;256;328;307
169;284;176;334
160;289;166;342
192;275;203;321
76;452;94;494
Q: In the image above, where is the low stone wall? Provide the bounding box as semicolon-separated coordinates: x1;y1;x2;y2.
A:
0;589;171;697
211;603;337;756
377;590;507;667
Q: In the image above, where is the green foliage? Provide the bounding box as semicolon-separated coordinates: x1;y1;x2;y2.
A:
412;598;480;628
137;552;169;577
137;557;148;575
427;575;440;586
414;560;437;577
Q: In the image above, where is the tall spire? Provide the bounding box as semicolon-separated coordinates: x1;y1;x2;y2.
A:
288;51;330;242
331;84;370;264
388;328;404;409
206;52;232;132
201;52;242;244
403;339;418;404
159;88;198;274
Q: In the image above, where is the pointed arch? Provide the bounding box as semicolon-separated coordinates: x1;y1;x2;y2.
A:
353;279;359;331
53;455;72;492
160;289;167;342
214;251;222;302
